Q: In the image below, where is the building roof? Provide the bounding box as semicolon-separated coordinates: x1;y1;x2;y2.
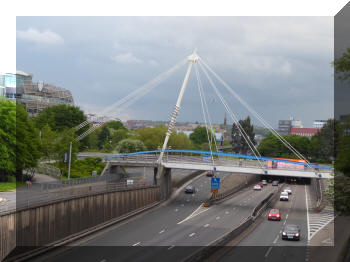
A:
290;128;321;135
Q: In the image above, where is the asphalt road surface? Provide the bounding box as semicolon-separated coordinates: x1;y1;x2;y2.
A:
220;183;312;262
28;174;279;262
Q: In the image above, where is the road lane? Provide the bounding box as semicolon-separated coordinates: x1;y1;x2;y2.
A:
220;183;311;262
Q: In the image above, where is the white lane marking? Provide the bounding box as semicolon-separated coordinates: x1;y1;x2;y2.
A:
204;224;210;228
216;216;220;220
100;260;107;262
225;211;229;215
168;245;175;250
283;220;286;225
181;204;184;207
273;235;279;244
132;242;141;246
159;229;165;234
177;203;211;224
189;233;195;237
286;214;289;219
305;185;310;242
175;209;178;212
186;199;190;202
265;246;273;258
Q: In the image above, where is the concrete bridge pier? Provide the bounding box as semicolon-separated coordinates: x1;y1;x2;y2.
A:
155;165;172;200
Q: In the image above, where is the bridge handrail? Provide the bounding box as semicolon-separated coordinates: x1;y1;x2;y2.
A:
103;150;334;171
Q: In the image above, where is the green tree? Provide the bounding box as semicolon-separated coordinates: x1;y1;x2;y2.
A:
0;99;16;180
136;125;167;150
168;131;193;150
15;104;41;179
189;126;215;146
39;124;58;161
334;48;350;82
116;139;146;153
104;121;126;130
98;125;111;150
231;116;256;154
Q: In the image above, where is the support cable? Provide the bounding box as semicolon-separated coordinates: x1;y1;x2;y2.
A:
198;60;265;169
194;63;216;169
199;58;311;167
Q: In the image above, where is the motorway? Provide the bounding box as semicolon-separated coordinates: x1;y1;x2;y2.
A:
29;172;279;262
219;183;314;262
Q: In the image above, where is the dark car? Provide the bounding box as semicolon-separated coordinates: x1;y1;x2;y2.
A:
206;171;214;177
282;224;300;240
185;185;195;194
272;180;279;186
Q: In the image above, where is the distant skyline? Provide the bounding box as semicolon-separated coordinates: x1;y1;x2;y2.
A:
16;17;334;128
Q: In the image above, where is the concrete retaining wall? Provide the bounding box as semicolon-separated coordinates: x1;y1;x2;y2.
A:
0;213;15;262
0;186;160;262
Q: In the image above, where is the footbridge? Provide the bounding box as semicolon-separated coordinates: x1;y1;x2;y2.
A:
104;150;333;179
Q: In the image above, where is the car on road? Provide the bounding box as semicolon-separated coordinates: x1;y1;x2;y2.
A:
185;185;195;194
258;182;264;188
206;171;214;177
282;224;300;240
272;180;279;186
280;191;289;201
253;184;262;190
284;187;292;195
268;209;281;221
262;180;267;186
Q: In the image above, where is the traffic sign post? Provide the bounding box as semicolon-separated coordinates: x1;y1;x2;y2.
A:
211;177;220;194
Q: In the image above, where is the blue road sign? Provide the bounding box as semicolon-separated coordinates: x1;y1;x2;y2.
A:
203;155;211;162
211;177;221;190
318;173;322;178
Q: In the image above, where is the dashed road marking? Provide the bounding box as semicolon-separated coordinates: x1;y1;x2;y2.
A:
159;229;165;234
265;246;273;258
225;211;229;215
273;235;279;244
189;233;195;237
216;216;220;220
175;209;178;212
100;260;107;262
168;245;175;250
132;242;141;246
204;224;210;228
181;204;184;207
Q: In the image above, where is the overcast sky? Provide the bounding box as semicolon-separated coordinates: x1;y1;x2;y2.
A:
16;17;334;128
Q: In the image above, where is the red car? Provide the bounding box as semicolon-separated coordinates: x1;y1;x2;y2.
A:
258;182;264;188
268;209;281;221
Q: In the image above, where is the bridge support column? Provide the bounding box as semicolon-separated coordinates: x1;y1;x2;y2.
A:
155;164;172;200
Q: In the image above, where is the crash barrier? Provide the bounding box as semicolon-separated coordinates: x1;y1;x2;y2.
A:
206;174;258;206
184;187;282;262
313;178;325;212
40;173;120;191
172;171;204;188
1;186;160;262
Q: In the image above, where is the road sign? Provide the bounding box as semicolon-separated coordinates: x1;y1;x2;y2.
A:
211;177;220;191
127;179;134;185
203;155;211;162
318;173;322;178
211;189;218;193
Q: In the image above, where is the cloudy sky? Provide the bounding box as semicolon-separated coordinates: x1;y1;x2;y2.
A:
16;17;333;128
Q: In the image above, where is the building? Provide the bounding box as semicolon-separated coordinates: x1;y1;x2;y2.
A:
290;128;321;138
0;71;74;116
278;117;303;136
313;120;327;128
278;120;292;136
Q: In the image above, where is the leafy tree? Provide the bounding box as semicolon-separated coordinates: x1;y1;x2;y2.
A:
15;103;41;179
98;125;111;150
231;116;256;154
39;124;58;161
135;125;167;150
116;139;146;153
169;131;193;150
334;48;350;82
35;104;87;132
0;99;16;180
70;157;106;178
111;129;129;145
190;126;215;146
104;121;126;130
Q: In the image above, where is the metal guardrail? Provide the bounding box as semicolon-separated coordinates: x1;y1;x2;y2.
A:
39;174;120;191
183;187;281;262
